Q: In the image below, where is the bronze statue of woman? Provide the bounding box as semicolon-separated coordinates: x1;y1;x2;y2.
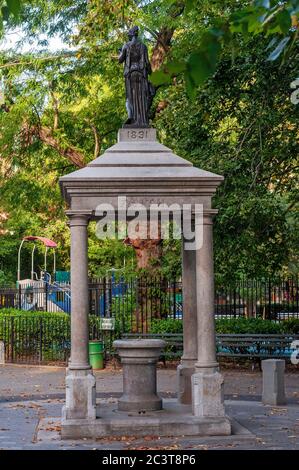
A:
118;26;155;128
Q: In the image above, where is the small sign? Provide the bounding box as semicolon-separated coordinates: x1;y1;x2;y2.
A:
100;317;115;331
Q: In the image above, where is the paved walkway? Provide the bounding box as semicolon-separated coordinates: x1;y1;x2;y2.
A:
0;364;299;450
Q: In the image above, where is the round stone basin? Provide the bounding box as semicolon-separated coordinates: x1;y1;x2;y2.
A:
113;339;166;412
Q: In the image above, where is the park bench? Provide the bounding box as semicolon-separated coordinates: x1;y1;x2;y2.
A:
121;333;299;365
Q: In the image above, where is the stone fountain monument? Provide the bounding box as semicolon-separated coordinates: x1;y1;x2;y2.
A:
59;27;231;438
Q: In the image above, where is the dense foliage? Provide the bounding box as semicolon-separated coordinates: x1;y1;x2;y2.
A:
151;316;299;334
0;1;298;284
2;310;298;363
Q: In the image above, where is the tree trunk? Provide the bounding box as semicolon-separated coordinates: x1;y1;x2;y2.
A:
150;27;174;71
124;221;163;331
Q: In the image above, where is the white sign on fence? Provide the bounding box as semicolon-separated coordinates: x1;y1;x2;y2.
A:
100;317;115;331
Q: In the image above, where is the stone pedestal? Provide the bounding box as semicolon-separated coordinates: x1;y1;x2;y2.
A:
192;371;225;417
262;359;286;406
61;399;231;439
177;364;195;405
62;368;96;420
113;339;165;412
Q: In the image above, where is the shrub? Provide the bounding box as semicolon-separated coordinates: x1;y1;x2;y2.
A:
111;291;136;336
150;317;299;335
281;318;299;334
0;310;70;361
215;318;282;334
1;309;298;363
0;309;103;363
0;308;68;318
150;318;183;334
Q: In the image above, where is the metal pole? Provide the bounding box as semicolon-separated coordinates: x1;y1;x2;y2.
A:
44;246;48;274
53;249;56;278
17;240;25;282
31;245;36;280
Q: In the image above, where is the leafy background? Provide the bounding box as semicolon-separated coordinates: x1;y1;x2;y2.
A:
0;0;298;285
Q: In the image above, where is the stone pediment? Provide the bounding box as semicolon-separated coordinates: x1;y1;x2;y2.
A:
59;128;223;210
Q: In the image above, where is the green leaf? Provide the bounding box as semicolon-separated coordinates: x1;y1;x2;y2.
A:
230;6;265;35
1;6;10;22
230;13;251;34
165;60;186;75
184;70;196;99
6;0;21;18
267;36;291;61
185;0;197;14
187;33;221;87
150;70;172;86
276;10;292;34
187;52;213;86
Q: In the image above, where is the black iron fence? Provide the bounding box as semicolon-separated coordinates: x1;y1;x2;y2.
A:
0;276;298;322
1;314;298;366
0;275;298;365
215;277;299;320
0;315;70;364
0;314;110;364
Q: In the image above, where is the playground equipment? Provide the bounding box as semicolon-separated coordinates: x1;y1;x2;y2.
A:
16;238;128;315
17;236;71;313
97;268;128;316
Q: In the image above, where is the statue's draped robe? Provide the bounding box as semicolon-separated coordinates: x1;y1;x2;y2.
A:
119;39;152;127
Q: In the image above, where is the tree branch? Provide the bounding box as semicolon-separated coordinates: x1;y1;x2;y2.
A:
0;51;77;70
90;123;100;158
31;125;85;168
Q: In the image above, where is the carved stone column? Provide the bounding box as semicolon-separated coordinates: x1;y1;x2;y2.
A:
62;213;96;421
177;240;197;404
192;211;225;418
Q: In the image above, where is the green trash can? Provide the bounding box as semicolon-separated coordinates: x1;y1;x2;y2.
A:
89;340;104;370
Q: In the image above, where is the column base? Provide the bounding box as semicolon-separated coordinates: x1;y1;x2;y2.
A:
177;363;195;405
62;368;96;421
118;395;162;412
192;370;225;417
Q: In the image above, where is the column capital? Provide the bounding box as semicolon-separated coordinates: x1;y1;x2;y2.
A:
191;209;218;225
202;209;218;225
66;211;91;227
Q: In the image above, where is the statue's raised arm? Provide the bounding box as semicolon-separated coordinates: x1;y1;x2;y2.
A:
118;26;155;128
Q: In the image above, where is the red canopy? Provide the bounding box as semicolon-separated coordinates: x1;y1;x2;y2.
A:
23;236;57;248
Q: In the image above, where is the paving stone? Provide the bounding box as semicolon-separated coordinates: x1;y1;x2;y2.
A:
0;365;299;449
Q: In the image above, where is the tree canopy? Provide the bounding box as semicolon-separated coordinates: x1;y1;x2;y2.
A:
0;0;298;284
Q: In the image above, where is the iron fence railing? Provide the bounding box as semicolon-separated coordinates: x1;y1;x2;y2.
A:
0;315;70;364
214;277;299;320
1;313;298;366
0;276;298;324
0;314;110;365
